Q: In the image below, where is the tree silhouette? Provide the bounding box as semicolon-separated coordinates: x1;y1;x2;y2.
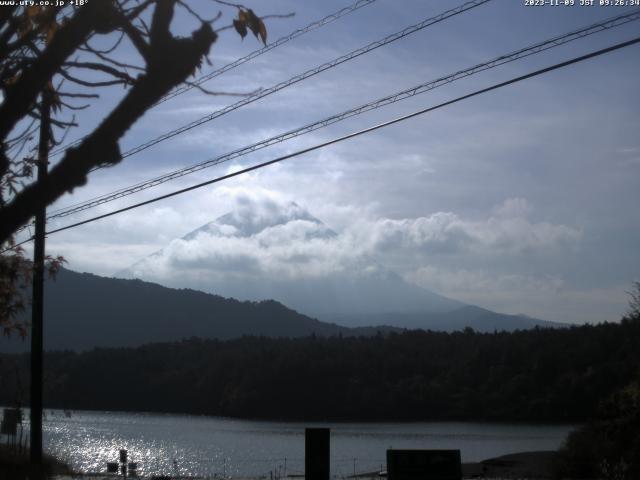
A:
628;281;640;320
0;1;271;335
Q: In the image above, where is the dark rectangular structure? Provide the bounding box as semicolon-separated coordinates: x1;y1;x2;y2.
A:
387;449;462;480
305;428;330;480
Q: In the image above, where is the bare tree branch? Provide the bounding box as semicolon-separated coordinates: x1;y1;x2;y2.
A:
0;4;218;243
59;69;129;88
63;61;137;84
0;3;108;142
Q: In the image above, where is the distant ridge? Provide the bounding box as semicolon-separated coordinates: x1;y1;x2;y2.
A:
2;268;351;353
1;267;564;354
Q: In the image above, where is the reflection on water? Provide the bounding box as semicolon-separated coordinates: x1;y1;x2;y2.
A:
29;409;573;477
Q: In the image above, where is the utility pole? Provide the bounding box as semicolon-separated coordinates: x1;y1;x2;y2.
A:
31;89;51;467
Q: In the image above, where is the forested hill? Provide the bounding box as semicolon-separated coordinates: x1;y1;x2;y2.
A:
3;268;352;352
1;317;638;422
3;268;560;353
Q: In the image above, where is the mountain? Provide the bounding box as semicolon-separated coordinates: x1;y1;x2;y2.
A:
117;201;560;331
117;202;464;320
0;268;356;353
1;267;563;353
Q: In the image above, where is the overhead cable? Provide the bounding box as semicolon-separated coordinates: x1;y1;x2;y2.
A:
44;9;640;221
34;36;639;240
159;0;378;105
4;35;639;255
48;0;378;158
50;0;491;166
114;0;491;160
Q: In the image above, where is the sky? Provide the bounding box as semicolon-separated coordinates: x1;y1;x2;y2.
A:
13;0;640;325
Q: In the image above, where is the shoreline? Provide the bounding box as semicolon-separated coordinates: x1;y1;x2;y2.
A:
42;451;559;480
18;405;580;427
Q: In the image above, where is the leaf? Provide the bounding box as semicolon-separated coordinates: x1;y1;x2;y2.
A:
233;19;247;40
245;9;261;40
18;16;33;39
51;91;62;113
46;20;57;45
45;77;61;112
4;73;21;88
26;5;41;19
257;18;267;46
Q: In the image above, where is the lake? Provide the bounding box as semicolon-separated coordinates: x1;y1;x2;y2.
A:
28;409;572;477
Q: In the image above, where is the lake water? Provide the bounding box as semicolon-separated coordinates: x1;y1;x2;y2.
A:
26;410;572;477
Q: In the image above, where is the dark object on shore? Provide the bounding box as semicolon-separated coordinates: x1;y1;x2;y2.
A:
306;428;330;480
387;450;461;480
354;450;556;479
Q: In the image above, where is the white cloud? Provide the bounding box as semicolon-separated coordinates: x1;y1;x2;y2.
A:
128;194;580;277
358;198;580;256
116;193;585;321
130;217;351;281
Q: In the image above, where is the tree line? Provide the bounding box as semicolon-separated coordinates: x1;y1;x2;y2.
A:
1;316;639;422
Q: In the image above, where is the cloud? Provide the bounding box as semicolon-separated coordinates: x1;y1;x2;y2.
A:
406;266;565;299
492;197;533;218
130;216;351;281
122;194;581;311
357;198;580;256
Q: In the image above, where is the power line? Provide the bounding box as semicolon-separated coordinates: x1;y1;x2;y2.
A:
48;0;491;170
48;0;379;158
114;0;491;160
3;35;639;255
157;0;378;105
44;1;497;219
36;36;640;239
1;237;34;254
42;9;640;222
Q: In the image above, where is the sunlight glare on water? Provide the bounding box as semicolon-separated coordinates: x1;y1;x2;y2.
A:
28;409;574;477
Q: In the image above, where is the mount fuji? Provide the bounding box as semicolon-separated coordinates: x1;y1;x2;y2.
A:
117;200;560;332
